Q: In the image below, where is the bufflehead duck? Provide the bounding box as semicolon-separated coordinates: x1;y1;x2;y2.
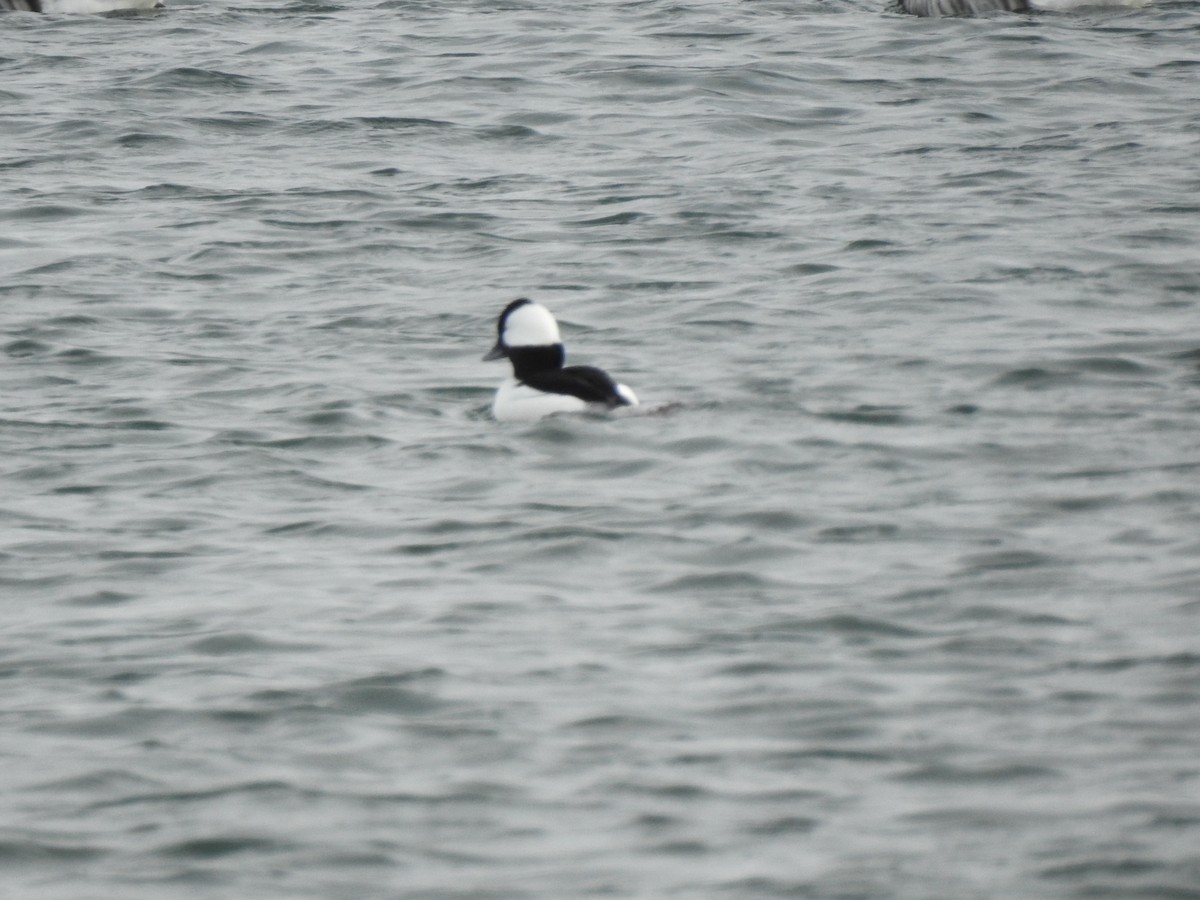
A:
484;298;639;422
1;0;161;12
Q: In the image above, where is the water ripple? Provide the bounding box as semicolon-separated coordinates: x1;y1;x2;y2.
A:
2;0;1199;897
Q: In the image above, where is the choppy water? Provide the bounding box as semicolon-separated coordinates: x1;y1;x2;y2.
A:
3;0;1200;897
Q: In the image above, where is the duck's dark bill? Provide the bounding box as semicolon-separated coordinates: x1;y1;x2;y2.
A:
483;342;506;361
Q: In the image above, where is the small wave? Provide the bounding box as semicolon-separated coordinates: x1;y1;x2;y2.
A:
815;405;911;426
897;763;1062;783
957;549;1059;574
0;838;105;865
148;67;258;91
156;835;291;860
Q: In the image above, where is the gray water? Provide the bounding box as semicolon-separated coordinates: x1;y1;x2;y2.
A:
3;1;1200;897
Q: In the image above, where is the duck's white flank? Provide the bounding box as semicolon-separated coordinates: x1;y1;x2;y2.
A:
490;379;639;422
492;380;591;422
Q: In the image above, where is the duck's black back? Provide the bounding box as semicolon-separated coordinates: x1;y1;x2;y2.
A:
521;365;632;408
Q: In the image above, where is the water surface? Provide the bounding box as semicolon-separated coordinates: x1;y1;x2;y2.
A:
2;0;1200;896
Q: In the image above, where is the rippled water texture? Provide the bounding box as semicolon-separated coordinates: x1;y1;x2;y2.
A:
3;0;1200;897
